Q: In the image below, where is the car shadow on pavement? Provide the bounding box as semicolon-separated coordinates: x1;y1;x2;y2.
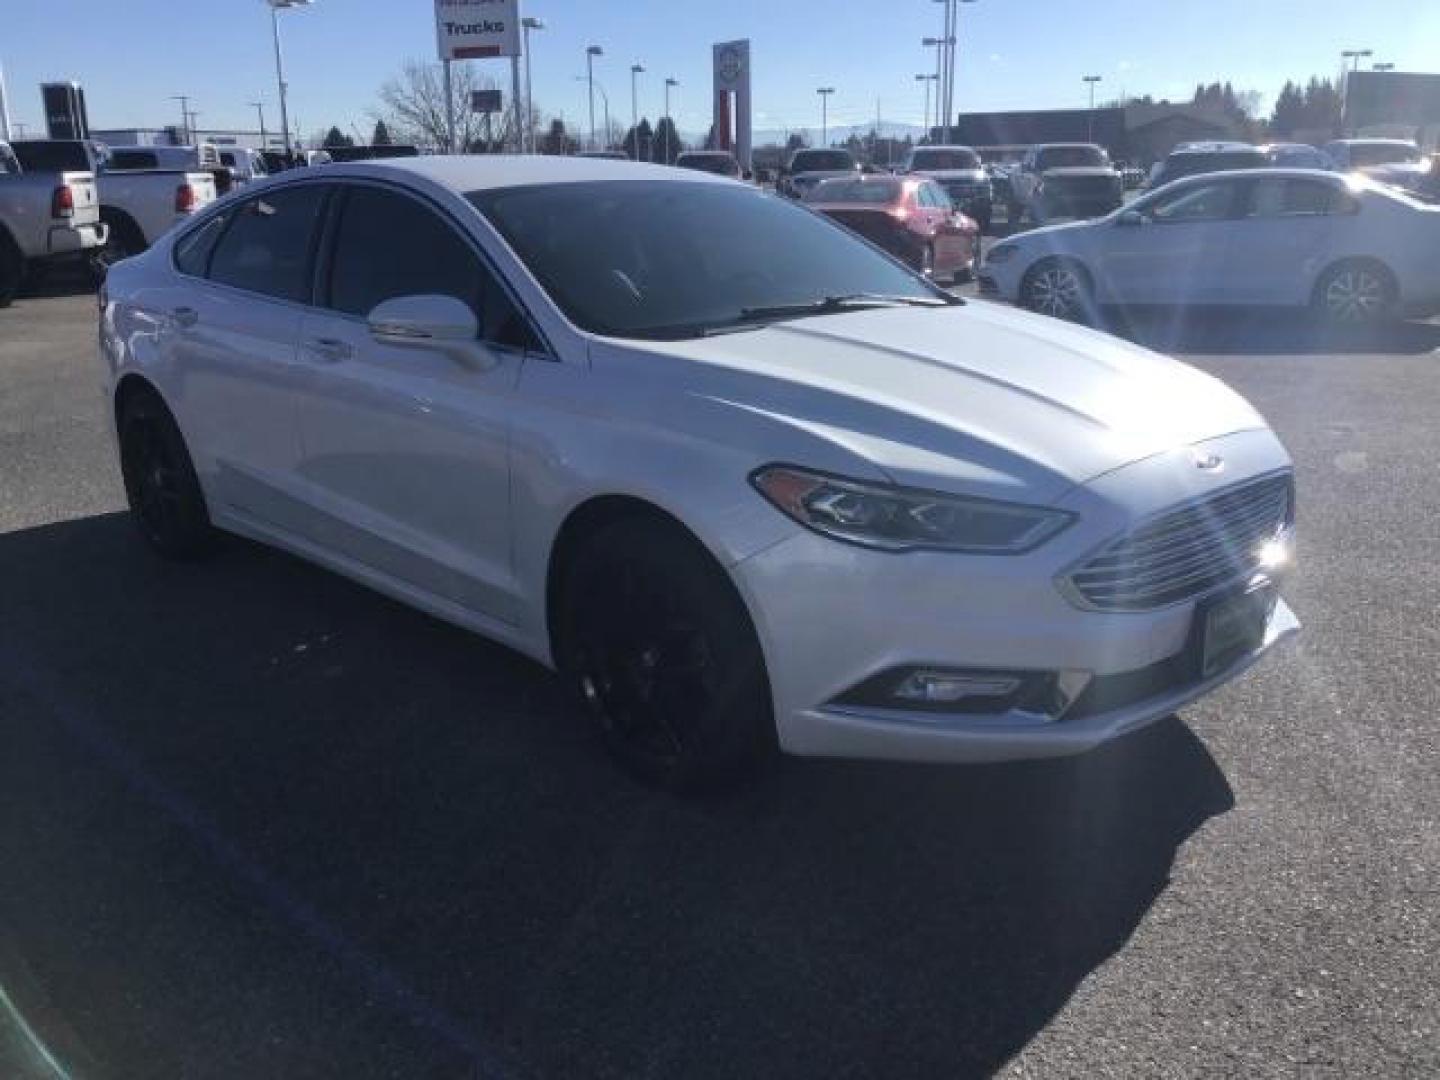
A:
0;512;1236;1080
1098;305;1440;357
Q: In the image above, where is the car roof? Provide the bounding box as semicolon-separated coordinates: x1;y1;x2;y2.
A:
1329;137;1417;147
1165;166;1341;184
1033;142;1103;150
677;150;735;159
1170;143;1262;156
304;154;732;192
912;144;977;152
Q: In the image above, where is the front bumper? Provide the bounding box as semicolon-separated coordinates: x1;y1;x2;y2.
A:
731;429;1297;764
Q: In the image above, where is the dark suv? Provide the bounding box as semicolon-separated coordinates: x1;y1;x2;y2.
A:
1148;142;1267;189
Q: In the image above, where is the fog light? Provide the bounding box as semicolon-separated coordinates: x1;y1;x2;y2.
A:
893;670;1022;704
1258;528;1294;572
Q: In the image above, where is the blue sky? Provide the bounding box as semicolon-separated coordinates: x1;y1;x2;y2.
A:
2;0;1436;143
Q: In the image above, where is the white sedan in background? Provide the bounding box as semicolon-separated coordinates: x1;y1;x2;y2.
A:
99;156;1297;791
981;169;1440;324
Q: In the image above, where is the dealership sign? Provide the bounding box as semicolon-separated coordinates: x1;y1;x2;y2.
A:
435;0;520;60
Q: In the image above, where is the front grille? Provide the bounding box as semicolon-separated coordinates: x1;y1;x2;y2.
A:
1049;176;1119;199
1063;473;1293;611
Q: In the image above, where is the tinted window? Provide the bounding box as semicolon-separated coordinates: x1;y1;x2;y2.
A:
1036;146;1108;169
927;184;953;211
109;150;159;170
1347;143;1422;167
1144;180;1236;222
470;179;945;340
790;150;856;172
10;140;91;172
174;212;231;277
806;178;901;203
208;185;328;303
910;148;980;170
325;186;535;350
1247;178;1349;218
676;154;739;176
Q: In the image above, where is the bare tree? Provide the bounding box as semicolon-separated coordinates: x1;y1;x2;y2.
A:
374;59;515;152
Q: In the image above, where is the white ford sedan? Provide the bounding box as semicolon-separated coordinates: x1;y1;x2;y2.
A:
99;156;1298;790
981;168;1440;324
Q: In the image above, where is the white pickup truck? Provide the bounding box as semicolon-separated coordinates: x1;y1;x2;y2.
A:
9;140;218;268
0;139;108;305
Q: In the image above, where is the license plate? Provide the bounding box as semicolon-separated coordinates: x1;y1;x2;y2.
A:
1201;585;1275;678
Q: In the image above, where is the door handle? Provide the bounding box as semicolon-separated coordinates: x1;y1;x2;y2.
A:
304;337;354;362
171;306;199;328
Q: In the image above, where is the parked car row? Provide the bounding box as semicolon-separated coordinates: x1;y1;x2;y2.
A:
1146;138;1434;198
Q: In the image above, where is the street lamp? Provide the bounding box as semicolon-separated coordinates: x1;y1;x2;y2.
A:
170;94;191;144
585;45;603;151
914;74;937;143
663;77;678;162
817;86;835;145
1341;48;1373;73
266;0;313;160
630;64;645;159
1083;75;1103;141
1340;49;1372;137
522;17;543;153
921;37;948;140
574;76;612;149
931;0;977;146
248;101;268;149
1373;62;1395;72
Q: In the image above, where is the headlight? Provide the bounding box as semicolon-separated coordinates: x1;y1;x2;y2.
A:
986;244;1018;264
751;466;1073;554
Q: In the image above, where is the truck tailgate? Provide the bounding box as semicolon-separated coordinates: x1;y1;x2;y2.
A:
60;171;101;227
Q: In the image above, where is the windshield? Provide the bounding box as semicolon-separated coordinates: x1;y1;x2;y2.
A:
1348;142;1423;166
790;150;855;173
677;153;738;175
1167;151;1266;178
911;148;980;170
470;180;942;339
9;140;90;172
805;177;902;203
1036;145;1108;169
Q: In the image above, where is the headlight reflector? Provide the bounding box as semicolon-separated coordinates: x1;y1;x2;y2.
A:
751;466;1073;554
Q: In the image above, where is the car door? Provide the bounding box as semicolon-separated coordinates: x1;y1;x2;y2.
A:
1222;176;1351;305
1094;178;1240;304
291;181;541;624
167;182;331;528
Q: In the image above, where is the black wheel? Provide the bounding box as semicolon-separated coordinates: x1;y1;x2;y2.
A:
1021;258;1093;322
118;388;216;560
1313;260;1396;327
556;518;773;792
0;234;23;308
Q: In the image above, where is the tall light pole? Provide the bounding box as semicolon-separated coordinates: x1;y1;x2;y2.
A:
630;63;645;159
1340;49;1372;137
575;76;612;149
915;74;937;143
663;77;678;162
586;45;603;151
933;0;976;145
522;17;543;153
922;37;947;141
248;101;268;149
817;87;835;145
0;63;13;142
1373;62;1395;72
170;94;191;144
1083;75;1102;142
267;0;313;160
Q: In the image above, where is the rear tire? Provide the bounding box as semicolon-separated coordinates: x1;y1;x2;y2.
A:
555;518;773;793
0;234;24;308
118;387;216;560
1313;260;1396;327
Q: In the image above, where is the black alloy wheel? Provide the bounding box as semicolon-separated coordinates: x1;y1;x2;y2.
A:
118;390;215;559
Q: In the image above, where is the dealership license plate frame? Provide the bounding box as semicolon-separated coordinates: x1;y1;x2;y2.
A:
1200;581;1277;679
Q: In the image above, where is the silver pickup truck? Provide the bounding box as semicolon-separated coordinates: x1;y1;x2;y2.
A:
0;140;108;306
9;139;218;269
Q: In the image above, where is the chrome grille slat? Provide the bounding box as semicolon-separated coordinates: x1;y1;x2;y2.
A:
1064;474;1292;611
1079;494;1288;570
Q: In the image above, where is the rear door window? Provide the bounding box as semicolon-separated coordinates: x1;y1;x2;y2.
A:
207;184;329;303
173;211;231;277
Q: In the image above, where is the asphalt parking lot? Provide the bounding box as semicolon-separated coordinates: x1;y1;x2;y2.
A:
2;276;1438;1079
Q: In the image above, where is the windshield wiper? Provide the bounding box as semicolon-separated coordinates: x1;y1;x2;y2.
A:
738;292;958;322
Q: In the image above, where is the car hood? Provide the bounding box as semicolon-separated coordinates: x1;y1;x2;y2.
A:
1041;166;1118;179
1361;162;1429;182
609;302;1266;504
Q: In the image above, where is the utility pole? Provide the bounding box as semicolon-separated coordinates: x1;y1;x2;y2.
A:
817;86;835;146
630;63;645;159
170;94;191;144
522;18;543;153
249;101;268;149
1083;75;1102;142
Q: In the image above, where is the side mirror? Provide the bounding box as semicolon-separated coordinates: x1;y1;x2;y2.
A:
367;294;494;369
1116;209;1147;227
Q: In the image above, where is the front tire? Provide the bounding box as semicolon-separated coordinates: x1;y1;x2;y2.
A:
118;388;216;560
1021;258;1093;322
0;234;24;308
555;518;773;792
1313;260;1396;327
